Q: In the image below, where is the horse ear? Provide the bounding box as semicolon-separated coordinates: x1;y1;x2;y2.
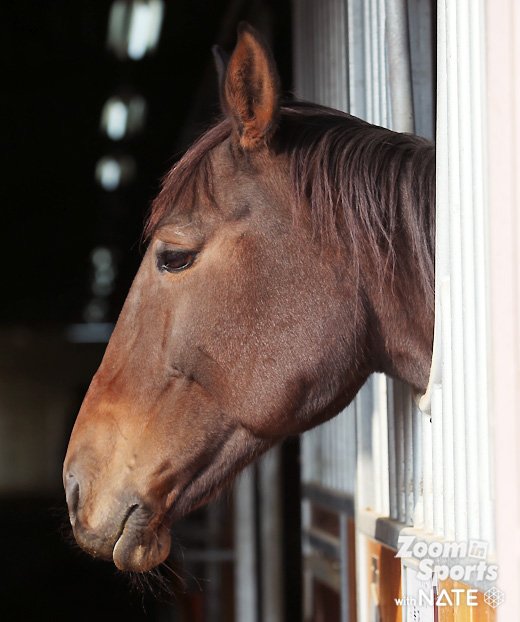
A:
221;22;281;150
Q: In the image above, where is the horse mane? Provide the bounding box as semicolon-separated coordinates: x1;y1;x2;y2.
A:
146;101;435;305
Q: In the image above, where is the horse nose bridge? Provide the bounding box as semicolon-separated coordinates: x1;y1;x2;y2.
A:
85;360;155;415
68;377;136;454
88;364;130;403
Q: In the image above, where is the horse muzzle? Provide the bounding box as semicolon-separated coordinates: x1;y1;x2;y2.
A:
64;468;171;572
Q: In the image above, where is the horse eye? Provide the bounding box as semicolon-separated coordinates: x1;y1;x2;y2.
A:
157;250;197;273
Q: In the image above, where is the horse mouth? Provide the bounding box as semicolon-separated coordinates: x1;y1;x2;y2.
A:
111;462;236;572
108;464;231;571
111;503;172;572
71;427;270;572
72;501;171;572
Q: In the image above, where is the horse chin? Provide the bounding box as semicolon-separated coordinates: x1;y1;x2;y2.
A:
112;520;171;572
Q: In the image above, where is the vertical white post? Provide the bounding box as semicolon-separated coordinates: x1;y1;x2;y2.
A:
486;0;520;618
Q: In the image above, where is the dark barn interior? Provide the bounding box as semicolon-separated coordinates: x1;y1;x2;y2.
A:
1;2;296;620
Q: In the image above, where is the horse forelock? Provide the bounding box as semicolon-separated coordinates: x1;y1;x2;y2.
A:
144;101;435;306
144;119;232;238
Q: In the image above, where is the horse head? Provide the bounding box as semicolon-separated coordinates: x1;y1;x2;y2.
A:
64;23;434;572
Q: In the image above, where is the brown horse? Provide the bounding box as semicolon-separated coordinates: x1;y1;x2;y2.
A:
64;23;435;573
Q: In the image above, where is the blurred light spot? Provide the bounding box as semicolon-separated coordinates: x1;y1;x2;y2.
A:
95;156;135;191
91;247;113;269
127;96;147;133
107;0;164;61
83;298;109;323
101;95;147;140
127;3;152;60
65;323;114;344
107;1;128;58
103;98;128;140
90;247;117;297
96;157;121;191
92;280;114;296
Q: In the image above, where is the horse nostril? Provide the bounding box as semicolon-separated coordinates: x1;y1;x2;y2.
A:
65;472;80;522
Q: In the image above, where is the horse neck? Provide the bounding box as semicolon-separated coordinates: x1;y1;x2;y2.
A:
363;262;434;393
356;168;435;393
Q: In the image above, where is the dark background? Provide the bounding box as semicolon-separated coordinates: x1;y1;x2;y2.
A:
0;1;293;620
1;0;291;325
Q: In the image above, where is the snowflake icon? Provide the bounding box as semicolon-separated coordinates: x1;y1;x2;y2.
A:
484;587;505;608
